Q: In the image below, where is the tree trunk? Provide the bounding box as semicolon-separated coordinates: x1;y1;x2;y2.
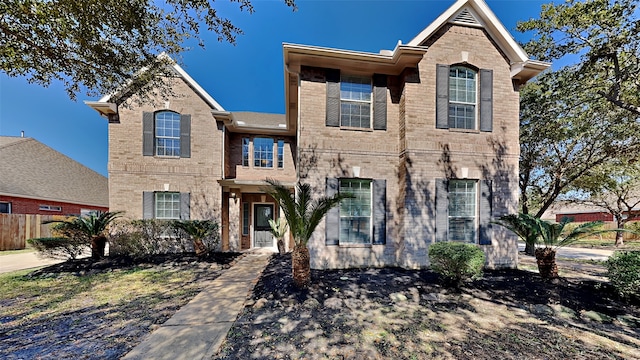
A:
535;247;558;279
524;242;536;256
91;235;107;259
193;238;207;257
292;244;310;288
615;230;625;247
277;238;285;255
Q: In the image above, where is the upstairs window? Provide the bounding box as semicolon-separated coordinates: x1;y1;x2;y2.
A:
340;76;372;128
277;140;284;168
242;138;250;167
254;137;274;168
155;111;181;157
449;67;477;130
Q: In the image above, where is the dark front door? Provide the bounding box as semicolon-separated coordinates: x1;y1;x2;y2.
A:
253;204;275;248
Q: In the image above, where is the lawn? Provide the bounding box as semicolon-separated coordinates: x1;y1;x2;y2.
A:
215;254;640;360
0;253;241;359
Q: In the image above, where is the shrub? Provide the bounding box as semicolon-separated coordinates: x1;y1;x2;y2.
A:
429;242;485;287
27;237;87;260
606;251;640;301
109;219;190;258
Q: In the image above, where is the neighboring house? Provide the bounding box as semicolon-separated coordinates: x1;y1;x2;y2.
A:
543;201;640;223
86;0;548;269
0;136;108;215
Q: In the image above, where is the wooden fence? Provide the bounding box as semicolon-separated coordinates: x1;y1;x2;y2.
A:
0;214;67;251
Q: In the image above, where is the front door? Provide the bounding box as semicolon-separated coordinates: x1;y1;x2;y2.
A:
253;204;275;248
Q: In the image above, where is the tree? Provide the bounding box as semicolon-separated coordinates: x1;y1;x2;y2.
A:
172;220;220;256
264;179;351;288
519;69;640;220
47;211;123;259
268;217;288;255
1;0;296;102
571;160;640;247
517;0;640;115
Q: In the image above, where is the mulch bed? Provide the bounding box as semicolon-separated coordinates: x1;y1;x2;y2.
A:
215;253;640;360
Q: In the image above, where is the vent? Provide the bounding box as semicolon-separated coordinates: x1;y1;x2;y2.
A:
452;8;480;26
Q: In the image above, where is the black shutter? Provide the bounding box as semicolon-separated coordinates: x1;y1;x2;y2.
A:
373;74;387;130
325;178;340;245
372;179;387;245
435;179;449;242
479;180;493;245
436;64;450;129
326;69;341;127
180;193;190;220
143;191;154;219
180;114;191;158
479;69;493;132
143;112;154;156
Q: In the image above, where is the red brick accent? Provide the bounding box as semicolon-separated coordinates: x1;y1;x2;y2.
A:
0;195;108;216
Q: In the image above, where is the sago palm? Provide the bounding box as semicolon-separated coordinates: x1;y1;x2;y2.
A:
268;217;288;255
265;179;352;287
49;211;123;259
172;220;219;257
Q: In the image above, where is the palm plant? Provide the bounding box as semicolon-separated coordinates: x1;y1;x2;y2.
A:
265;179;352;287
172;220;219;257
48;211;123;259
494;213;604;279
268;217;288;255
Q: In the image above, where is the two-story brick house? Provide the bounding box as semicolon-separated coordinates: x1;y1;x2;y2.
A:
87;0;548;268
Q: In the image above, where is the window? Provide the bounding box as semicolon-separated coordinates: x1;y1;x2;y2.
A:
277;140;284;168
448;180;477;243
155;192;180;219
449;67;477;129
340;76;372;128
155;111;181;156
242;202;250;235
339;179;372;244
253;138;274;168
39;205;61;212
0;202;10;214
242;138;250;167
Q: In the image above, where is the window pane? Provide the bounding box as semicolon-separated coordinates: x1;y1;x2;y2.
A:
449;67;477;129
242;138;250;167
253;138;274;168
242;202;250;235
340;76;371;128
339;179;372;244
448;180;477;243
155;192;180;219
277;140;284;168
155;112;181;156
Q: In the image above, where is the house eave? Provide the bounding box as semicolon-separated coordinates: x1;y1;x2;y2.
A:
212;111;294;136
510;60;552;84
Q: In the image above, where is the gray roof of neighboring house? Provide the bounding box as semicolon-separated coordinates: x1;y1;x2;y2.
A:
0;136;108;207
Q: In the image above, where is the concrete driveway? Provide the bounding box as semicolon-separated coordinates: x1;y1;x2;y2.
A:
0;252;66;274
518;243;613;261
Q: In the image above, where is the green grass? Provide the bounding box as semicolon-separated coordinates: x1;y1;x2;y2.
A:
570;238;640;249
0;247;35;256
0;266;202;322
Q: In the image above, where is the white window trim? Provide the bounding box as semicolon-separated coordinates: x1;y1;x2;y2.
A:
340;75;373;129
154;192;181;220
155;111;181;157
253;137;275;169
39;205;62;212
447;179;478;243
338;178;373;245
449;66;478;130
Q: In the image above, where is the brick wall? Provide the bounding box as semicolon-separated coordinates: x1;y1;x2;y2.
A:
226;133;297;182
108;77;223;220
0;195;108;216
298;24;519;270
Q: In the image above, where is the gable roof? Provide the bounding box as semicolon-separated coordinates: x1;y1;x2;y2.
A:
85;53;224;121
0;136;108;207
407;0;549;82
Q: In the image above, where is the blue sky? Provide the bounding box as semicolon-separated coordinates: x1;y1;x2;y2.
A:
0;0;552;177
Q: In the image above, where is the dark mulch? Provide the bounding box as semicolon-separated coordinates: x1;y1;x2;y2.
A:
216;253;640;360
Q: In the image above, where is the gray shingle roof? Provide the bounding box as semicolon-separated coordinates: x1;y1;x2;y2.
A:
0;136;108;207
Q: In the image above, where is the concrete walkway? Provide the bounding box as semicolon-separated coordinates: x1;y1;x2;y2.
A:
122;252;271;360
0;251;66;274
517;243;614;261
